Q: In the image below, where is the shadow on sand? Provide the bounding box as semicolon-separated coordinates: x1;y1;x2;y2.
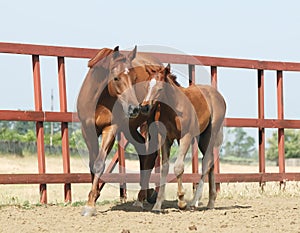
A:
108;200;252;213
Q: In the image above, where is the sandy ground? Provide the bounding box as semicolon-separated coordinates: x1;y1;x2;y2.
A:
0;155;300;232
0;196;299;233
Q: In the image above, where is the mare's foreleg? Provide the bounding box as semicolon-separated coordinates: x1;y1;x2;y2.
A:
82;125;116;216
128;126;158;207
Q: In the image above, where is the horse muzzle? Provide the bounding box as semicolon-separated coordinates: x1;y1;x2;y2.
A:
128;104;140;118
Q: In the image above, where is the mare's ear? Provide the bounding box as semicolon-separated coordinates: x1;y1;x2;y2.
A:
112;46;120;60
128;45;137;61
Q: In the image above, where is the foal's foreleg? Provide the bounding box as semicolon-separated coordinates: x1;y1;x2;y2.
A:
174;134;192;210
152;138;171;212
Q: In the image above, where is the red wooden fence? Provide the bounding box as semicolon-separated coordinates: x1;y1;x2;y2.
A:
0;42;300;203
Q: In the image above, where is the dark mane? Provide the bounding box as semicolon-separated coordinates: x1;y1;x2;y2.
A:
167;73;181;87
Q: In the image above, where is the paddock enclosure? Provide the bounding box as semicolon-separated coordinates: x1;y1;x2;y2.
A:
0;42;300;204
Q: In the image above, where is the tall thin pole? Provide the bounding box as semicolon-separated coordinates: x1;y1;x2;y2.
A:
50;89;54;146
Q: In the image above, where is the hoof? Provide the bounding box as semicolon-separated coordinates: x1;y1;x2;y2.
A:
151;209;162;214
81;206;97;217
187;205;197;211
146;188;158;204
178;200;187;210
207;203;215;209
133;200;144;209
120;196;127;204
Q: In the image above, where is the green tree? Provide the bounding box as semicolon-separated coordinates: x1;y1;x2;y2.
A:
266;129;300;161
221;128;256;158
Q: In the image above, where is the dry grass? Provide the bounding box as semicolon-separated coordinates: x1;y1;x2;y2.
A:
0;154;299;206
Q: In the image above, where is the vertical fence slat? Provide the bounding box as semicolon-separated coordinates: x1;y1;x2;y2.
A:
258;70;266;181
57;57;71;202
277;70;285;179
211;66;220;192
189;64;199;192
32;55;47;203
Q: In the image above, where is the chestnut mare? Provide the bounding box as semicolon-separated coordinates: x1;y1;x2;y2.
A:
140;64;226;212
77;46;163;216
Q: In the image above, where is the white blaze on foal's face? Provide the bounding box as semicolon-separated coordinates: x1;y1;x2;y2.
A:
145;78;157;102
124;67;130;75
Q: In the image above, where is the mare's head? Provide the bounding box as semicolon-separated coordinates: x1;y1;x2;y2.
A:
140;64;175;115
107;46;140;118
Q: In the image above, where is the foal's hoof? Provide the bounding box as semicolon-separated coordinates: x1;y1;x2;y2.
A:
151;209;162;214
207;203;215;210
188;205;197;212
178;200;187;210
81;206;97;217
146;188;158;204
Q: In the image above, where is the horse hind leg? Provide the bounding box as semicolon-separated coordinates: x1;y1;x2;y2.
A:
192;124;222;209
207;165;216;209
190;123;215;209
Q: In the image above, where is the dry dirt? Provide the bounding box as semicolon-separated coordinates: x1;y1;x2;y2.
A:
0;196;299;233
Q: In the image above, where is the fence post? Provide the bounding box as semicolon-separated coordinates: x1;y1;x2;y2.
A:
32;55;47;204
277;70;286;188
258;69;266;189
211;66;221;192
189;64;199;192
57;56;71;202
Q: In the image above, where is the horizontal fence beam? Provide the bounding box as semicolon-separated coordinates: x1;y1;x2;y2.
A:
1;42;300;71
0;173;300;185
0;110;79;122
224;118;300;128
0;42;97;59
2;110;300;129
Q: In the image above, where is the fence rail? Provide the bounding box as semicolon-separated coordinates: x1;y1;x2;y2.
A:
1;42;300;203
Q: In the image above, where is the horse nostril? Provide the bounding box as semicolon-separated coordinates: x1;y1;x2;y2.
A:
133;106;140;115
141;105;150;114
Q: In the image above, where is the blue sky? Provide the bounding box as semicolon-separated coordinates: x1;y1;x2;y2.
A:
1;0;300;137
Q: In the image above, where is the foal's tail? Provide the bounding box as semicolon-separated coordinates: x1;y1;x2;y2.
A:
214;125;224;148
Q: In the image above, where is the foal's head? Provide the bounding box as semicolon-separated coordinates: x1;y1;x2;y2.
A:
140;64;173;115
107;46;140;118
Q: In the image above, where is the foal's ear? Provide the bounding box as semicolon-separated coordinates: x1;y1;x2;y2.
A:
113;46;119;52
128;45;137;61
164;64;171;76
112;46;120;59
